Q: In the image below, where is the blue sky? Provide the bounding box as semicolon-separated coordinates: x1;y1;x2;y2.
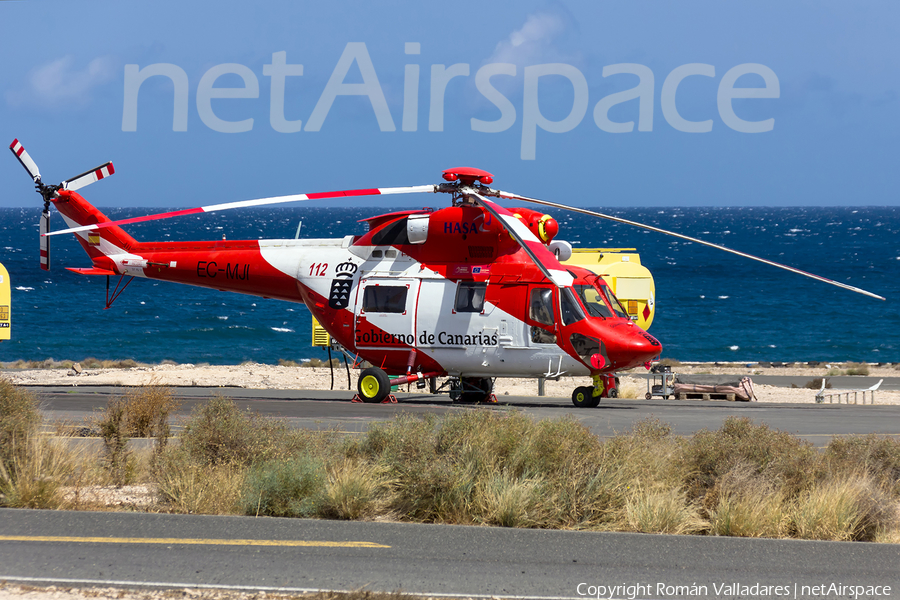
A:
1;0;898;209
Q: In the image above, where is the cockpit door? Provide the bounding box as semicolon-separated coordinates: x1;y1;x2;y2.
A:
527;285;557;346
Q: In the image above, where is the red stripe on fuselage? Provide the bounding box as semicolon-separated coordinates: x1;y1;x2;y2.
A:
134;242;304;303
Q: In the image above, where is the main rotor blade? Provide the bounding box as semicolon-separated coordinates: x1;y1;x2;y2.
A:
45;184;438;237
9;139;41;183
63;161;115;191
470;193;574;288
488;189;886;301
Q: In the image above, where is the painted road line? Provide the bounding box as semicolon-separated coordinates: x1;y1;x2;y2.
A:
0;535;388;548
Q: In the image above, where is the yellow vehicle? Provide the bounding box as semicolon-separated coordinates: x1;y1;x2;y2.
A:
561;248;655;330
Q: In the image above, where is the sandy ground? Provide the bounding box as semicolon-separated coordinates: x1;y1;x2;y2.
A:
3;361;899;404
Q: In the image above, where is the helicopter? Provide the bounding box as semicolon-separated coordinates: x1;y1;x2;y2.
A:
8;139;885;406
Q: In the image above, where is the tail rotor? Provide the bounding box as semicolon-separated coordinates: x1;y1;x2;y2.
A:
9;139;114;271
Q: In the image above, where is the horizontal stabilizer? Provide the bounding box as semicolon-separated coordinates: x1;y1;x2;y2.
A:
65;267;117;276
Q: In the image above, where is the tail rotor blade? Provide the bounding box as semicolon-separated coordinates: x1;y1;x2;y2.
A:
487;188;886;301
63;161;115;191
39;210;50;271
9;139;41;183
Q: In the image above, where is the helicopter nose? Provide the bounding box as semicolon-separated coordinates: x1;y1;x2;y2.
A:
612;324;661;370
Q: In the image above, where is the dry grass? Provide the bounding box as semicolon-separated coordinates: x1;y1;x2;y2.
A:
155;449;246;514
623;486;707;535
122;384;180;438
616;379;644;399
322;459;397;520
0;435;71;509
2;376;899;542
707;467;787;537
475;472;547;527
790;475;896;541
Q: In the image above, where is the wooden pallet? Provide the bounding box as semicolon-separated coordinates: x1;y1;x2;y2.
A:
676;392;736;401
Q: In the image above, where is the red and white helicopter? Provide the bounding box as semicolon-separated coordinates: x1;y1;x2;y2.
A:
9;139;885;406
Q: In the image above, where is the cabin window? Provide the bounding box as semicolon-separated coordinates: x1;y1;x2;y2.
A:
560;288;585;326
362;285;408;313
371;249;383;258
455;282;487;313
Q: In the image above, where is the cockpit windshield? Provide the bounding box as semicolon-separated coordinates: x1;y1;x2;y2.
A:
575;279;629;320
598;284;630;319
575;284;613;318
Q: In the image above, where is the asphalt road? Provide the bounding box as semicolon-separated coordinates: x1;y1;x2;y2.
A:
33;384;900;446
1;509;898;599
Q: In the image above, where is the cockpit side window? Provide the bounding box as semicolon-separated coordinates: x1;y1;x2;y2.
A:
560;287;585;326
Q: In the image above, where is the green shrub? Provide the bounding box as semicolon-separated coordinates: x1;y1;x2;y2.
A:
241;454;326;517
845;363;870;376
805;378;831;390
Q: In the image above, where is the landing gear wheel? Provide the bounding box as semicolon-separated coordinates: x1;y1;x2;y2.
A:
572;386;600;408
358;367;391;403
458;377;493;403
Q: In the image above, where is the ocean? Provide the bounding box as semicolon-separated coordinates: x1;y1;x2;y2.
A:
1;206;898;365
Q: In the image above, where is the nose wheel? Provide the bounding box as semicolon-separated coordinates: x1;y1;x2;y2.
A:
571;374;618;408
572;386;600;408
